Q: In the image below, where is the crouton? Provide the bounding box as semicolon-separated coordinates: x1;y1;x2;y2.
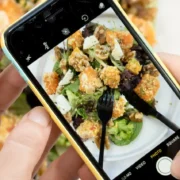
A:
106;30;134;49
100;66;121;88
134;74;160;102
68;30;84;49
112;97;126;119
79;66;103;94
68;47;90;72
126;58;142;75
43;72;59;95
77;120;101;140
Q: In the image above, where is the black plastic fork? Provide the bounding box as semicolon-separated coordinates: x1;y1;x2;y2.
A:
97;89;114;168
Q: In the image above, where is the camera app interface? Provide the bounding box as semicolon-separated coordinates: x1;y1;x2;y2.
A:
23;1;180;179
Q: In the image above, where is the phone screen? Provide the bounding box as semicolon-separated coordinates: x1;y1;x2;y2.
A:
6;0;180;179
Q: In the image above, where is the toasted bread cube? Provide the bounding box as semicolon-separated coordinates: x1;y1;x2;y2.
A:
126;58;142;75
106;30;117;48
100;66;121;89
68;30;84;49
68;47;90;72
43;72;59;95
77;120;101;140
79;66;103;94
112;97;126;119
134;74;160;102
106;30;134;49
115;31;134;49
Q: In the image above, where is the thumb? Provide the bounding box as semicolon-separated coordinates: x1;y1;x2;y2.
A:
171;151;180;179
0;107;52;180
158;52;180;84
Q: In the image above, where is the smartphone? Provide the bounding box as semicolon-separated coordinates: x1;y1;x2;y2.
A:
2;0;180;179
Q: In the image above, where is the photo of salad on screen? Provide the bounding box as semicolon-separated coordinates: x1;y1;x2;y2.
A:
41;19;160;150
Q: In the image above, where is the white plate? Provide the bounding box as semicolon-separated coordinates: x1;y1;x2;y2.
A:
28;8;180;161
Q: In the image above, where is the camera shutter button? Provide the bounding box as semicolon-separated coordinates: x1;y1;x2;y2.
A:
156;157;172;176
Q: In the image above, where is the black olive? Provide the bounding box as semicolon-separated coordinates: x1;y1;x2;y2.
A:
72;115;84;129
120;70;141;92
131;44;151;65
82;22;98;38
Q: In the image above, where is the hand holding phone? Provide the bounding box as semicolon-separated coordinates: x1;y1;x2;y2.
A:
1;0;180;179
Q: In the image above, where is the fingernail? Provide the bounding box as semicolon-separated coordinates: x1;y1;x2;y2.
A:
28;107;51;127
171;151;180;179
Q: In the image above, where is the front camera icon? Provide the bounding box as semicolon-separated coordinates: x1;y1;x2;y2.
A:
61;28;70;36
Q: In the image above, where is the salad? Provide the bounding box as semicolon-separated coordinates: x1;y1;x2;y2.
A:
43;22;160;149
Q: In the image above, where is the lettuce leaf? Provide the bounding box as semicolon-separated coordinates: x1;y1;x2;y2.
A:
66;90;79;110
53;61;62;75
76;108;88;120
61;79;80;95
110;55;125;72
114;89;120;100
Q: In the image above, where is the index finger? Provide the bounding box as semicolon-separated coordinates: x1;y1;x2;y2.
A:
0;64;26;115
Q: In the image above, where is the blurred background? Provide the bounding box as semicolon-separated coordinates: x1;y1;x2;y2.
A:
0;0;175;179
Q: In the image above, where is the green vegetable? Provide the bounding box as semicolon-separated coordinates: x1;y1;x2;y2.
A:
56;134;70;147
130;121;143;141
114;89;120;100
88;48;107;67
48;150;58;162
53;61;62;75
66;141;71;146
79;90;103;103
62;46;71;61
66;90;79;109
108;118;143;146
49;134;71;159
66;88;104;117
110;55;125;72
88;49;95;61
95;57;107;67
88;111;100;121
91;60;100;69
56;136;66;146
9;93;31;116
61;79;80;95
76;108;88;119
